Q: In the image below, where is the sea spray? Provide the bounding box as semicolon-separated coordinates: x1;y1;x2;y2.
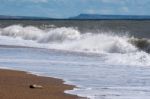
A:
0;25;137;53
0;25;150;66
1;23;150;99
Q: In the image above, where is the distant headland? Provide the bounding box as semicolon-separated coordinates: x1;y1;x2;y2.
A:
1;14;150;20
69;14;150;20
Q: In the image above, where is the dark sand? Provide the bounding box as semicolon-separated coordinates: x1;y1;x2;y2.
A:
0;69;84;99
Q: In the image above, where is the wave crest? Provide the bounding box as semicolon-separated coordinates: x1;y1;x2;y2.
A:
0;25;141;54
0;25;150;66
0;25;150;54
0;25;81;43
129;38;150;53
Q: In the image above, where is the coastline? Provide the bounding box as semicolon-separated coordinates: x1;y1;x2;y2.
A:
0;69;84;99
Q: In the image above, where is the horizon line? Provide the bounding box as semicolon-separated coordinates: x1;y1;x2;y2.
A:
1;14;150;19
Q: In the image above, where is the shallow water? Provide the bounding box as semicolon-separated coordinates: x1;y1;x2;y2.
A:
0;47;150;99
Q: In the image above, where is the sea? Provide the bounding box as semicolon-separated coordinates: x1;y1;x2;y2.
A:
0;20;150;99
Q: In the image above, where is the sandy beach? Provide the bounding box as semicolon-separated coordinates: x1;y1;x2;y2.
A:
0;69;82;99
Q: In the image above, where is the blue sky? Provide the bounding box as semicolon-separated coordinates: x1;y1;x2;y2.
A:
0;0;150;18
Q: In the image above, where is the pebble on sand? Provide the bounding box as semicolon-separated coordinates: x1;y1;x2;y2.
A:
29;84;43;89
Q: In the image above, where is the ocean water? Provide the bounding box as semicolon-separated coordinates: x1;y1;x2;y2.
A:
0;20;150;99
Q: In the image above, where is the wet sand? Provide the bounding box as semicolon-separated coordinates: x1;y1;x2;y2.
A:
0;69;83;99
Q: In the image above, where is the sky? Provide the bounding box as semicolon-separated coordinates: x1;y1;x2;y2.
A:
0;0;150;18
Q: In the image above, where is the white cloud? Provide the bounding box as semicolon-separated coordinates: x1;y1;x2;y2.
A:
101;0;121;3
29;0;48;3
84;8;114;15
6;0;48;3
85;9;97;14
121;6;129;12
99;9;114;14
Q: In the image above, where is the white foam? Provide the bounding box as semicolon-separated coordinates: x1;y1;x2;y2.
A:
0;25;150;67
0;25;81;43
67;87;150;99
1;25;137;53
0;25;131;52
0;35;150;99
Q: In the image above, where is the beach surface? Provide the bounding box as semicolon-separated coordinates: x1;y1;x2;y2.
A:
0;69;81;99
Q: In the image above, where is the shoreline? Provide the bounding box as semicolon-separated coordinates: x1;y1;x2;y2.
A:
0;69;84;99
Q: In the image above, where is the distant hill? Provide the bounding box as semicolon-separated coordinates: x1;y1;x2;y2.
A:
69;14;150;20
0;15;53;20
1;14;150;20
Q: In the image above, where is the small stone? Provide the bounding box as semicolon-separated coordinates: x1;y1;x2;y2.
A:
29;84;43;89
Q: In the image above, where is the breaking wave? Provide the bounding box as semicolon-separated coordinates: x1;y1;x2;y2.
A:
0;25;150;66
0;25;80;43
129;38;150;53
0;25;137;53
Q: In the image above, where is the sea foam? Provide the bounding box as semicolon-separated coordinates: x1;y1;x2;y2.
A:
1;25;150;99
0;25;137;53
0;25;150;66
